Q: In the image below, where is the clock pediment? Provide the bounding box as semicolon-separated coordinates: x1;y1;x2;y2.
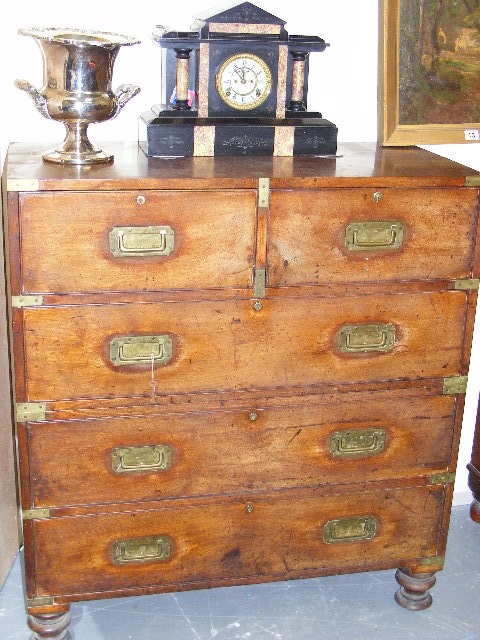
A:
194;2;286;26
192;2;287;39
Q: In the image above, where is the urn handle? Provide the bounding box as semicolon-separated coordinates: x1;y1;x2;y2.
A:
114;83;141;116
14;79;50;119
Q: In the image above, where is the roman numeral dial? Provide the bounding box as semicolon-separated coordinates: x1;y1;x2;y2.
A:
215;53;272;110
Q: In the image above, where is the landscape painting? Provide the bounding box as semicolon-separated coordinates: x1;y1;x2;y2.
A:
399;0;480;125
379;0;480;144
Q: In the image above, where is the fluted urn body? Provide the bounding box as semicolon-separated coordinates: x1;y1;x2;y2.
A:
16;28;140;164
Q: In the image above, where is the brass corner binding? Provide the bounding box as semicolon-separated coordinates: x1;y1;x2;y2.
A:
442;376;468;395
418;555;445;568
453;278;480;290
7;179;40;192
429;472;456;485
26;596;56;608
12;295;44;308
465;176;480;187
257;177;270;207
16;402;47;423
23;508;51;520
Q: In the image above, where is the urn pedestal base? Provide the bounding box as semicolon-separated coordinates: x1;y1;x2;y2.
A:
139;107;338;157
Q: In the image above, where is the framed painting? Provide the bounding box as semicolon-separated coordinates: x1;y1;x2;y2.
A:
379;0;480;145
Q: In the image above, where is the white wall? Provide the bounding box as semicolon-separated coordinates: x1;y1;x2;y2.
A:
0;0;478;503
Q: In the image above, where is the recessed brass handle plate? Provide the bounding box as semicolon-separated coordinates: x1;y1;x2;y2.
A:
323;516;377;544
112;536;172;565
109;226;174;257
345;221;403;251
330;428;386;458
338;323;395;353
112;444;172;473
110;335;173;366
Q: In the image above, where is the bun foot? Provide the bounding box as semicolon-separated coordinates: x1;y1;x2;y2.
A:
28;609;72;640
394;568;436;610
470;499;480;523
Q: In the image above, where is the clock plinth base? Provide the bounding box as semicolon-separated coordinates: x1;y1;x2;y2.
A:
139;109;338;157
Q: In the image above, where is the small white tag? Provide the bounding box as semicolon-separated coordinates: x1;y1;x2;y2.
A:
464;129;480;141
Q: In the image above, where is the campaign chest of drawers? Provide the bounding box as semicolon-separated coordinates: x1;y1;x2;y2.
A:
3;142;480;639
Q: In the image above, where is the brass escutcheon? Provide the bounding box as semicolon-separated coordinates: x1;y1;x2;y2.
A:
112;535;172;565
110;335;173;366
330;428;386;458
323;516;377;544
345;221;403;251
111;444;172;473
338;323;395;354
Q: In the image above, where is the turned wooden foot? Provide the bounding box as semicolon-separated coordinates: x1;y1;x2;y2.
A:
394;568;436;610
27;608;72;640
470;499;480;523
468;463;480;523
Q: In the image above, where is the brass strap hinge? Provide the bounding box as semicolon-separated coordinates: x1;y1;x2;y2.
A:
253;267;266;298
465;176;480;187
16;402;47;423
429;472;456;485
442;376;468;395
23;508;51;520
453;278;480;290
26;596;56;608
7;179;40;192
12;295;44;308
258;177;270;208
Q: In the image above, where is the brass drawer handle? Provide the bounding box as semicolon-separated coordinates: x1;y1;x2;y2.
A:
323;516;377;544
109;225;174;257
110;335;173;366
112;444;172;473
112;536;172;565
345;221;403;251
330;428;386;458
338;323;395;353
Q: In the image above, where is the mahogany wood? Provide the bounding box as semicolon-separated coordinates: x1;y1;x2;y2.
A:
268;188;478;286
30;485;442;597
19;190;256;293
27;609;71;640
20;291;466;402
4;142;480;638
23;393;455;508
394;569;436;611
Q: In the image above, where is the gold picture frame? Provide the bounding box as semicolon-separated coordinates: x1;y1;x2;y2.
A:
379;0;480;145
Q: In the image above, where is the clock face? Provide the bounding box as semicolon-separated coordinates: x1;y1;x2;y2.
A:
215;53;272;111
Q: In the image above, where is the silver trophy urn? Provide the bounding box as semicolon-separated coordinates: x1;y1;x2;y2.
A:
15;27;141;164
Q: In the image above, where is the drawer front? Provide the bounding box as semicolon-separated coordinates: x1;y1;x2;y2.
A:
30;485;443;596
19;190;256;293
21;291;466;401
24;392;455;507
268;188;477;286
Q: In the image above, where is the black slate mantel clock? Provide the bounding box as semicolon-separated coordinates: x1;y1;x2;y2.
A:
139;1;338;157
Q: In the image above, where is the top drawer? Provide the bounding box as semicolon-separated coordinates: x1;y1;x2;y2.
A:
18;190;256;294
268;188;478;286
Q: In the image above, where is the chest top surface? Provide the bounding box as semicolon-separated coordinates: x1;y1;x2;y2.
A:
4;142;479;191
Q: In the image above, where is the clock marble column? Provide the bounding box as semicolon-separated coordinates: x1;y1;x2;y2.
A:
288;51;308;112
173;48;192;110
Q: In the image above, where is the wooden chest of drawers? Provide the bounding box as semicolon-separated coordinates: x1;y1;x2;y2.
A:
4;142;480;639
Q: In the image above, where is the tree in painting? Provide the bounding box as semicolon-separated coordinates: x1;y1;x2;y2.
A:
399;0;480;125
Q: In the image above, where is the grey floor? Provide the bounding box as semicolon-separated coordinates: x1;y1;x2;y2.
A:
1;505;480;640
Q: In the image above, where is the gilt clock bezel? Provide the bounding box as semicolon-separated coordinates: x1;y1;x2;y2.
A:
215;52;273;111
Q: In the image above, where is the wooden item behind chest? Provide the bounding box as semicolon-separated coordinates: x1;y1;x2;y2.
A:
4;142;480;639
